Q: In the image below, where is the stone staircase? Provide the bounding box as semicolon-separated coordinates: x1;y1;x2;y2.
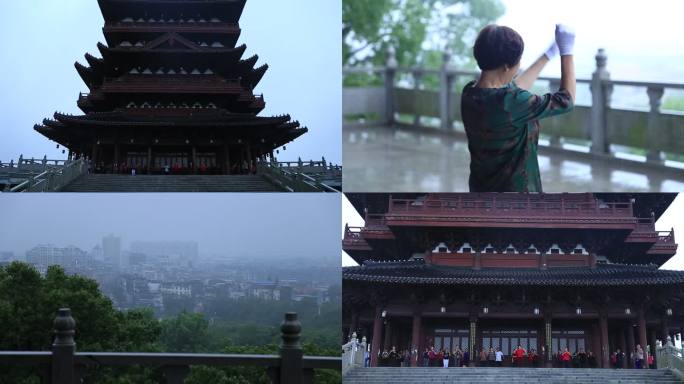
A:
344;367;682;383
61;174;281;192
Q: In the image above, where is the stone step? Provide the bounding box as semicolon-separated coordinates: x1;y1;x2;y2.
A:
61;174;281;192
344;367;681;384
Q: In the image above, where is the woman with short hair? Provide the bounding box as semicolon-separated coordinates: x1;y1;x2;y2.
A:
461;24;576;192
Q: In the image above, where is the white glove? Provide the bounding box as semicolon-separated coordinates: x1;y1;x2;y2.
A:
544;42;559;60
555;24;575;56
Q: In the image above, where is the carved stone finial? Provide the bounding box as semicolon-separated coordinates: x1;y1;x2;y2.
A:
53;308;76;347
280;312;301;350
595;48;607;69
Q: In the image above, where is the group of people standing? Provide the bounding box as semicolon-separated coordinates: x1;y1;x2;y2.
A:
610;345;655;369
422;346;471;367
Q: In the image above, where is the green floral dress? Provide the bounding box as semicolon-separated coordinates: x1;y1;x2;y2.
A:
461;81;574;192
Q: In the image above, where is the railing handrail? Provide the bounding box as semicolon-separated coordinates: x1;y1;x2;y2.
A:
386;196;634;217
257;160;340;192
343;66;684;90
0;309;341;383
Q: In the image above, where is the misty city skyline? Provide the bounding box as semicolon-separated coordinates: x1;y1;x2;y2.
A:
0;194;340;262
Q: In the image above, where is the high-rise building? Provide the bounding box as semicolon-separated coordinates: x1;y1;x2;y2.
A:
130;241;198;264
102;234;122;268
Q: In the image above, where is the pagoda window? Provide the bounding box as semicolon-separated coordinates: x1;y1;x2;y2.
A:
573;244;588;255
484;244;495;253
527;245;539;254
191;69;202;75
122;17;134;23
210;18;221;23
204;69;214;75
207;103;217;109
505;244;517;254
192;102;203;109
120;41;132;47
134;42;144;47
141;102;151;108
126;102;137;108
200;42;209;47
457;242;472;253
156;68;165;75
179;68;188;75
142;68;153;74
167;69;176;75
211;42;224;48
432;242;449;253
129;68;140;74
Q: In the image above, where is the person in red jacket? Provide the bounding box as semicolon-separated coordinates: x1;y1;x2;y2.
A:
513;345;526;367
561;347;572;368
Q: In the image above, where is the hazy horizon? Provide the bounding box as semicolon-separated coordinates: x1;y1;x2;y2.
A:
0;194;341;262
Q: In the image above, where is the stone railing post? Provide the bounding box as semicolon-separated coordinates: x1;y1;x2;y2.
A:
440;49;453;131
590;49;611;155
412;68;423;127
279;312;305;384
646;86;665;163
548;79;563;147
385;46;398;126
52;308;76;384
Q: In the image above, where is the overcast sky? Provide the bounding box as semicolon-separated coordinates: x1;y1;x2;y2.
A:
342;194;684;270
0;0;341;164
0;193;340;263
495;0;684;82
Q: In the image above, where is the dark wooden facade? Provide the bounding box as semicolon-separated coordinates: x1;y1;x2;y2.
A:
35;0;307;174
342;193;684;369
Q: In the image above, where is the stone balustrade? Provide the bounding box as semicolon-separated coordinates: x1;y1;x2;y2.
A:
0;308;341;384
343;48;684;166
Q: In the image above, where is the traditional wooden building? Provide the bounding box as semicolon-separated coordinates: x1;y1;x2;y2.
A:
342;193;683;369
34;0;307;174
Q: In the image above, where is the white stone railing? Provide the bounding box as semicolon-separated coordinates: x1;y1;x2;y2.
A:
344;48;684;166
342;332;367;376
656;336;684;380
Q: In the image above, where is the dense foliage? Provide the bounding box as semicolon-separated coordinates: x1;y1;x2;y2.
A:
343;0;505;69
0;262;340;384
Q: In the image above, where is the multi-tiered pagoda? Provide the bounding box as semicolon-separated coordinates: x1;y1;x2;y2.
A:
343;193;683;369
35;0;306;175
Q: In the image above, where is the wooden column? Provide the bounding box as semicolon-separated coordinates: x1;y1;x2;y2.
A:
411;310;422;367
114;142;120;172
626;322;635;368
191;146;197;174
383;320;392;351
599;313;609;368
370;307;384;367
224;143;231;174
618;326;627;368
91;142;98;165
469;316;477;367
147;146;152;174
638;309;648;369
544;313;552;367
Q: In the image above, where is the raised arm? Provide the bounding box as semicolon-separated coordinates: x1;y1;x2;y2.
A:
556;24;576;101
515;43;557;90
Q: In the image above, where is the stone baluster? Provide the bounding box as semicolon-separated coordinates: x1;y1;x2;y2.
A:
590;49;611;155
548;79;563;147
646;86;665;163
280;312;307;384
440;49;454;131
385;46;398;126
52;308;76;384
412;68;423;127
